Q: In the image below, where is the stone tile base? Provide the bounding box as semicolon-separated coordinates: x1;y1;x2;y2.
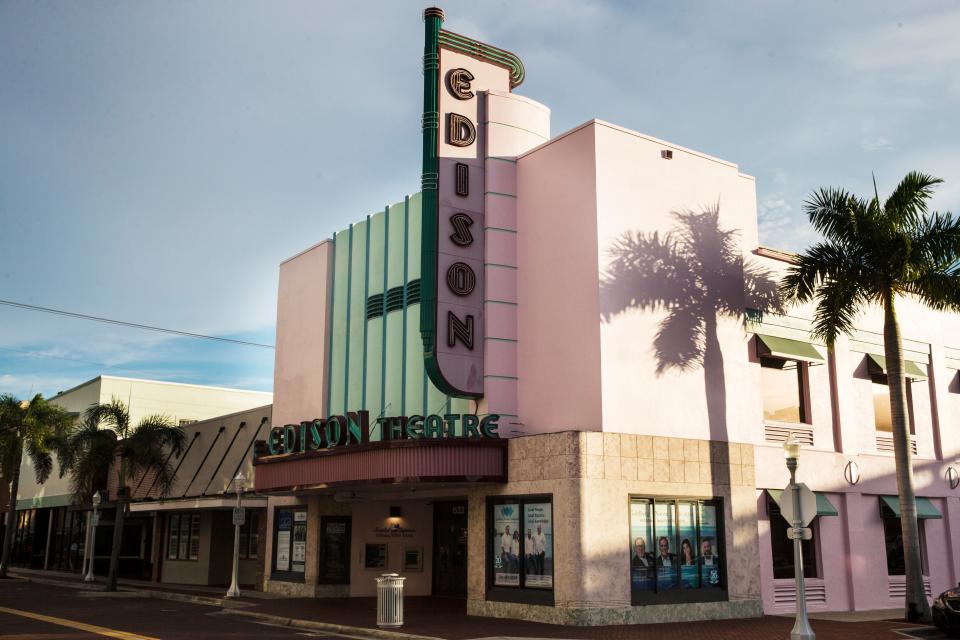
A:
264;579;315;598
467;597;764;626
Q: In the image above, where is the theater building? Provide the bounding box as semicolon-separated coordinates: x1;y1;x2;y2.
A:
252;7;960;625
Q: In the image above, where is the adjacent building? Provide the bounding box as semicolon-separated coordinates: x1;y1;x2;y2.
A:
4;375;271;577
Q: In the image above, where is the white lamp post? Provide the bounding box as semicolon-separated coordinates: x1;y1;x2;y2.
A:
784;435;815;640
84;491;101;582
226;471;245;598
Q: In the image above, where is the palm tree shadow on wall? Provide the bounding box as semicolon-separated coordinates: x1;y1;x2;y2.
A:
599;204;783;449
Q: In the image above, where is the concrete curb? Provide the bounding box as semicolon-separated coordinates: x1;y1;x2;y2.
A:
214;609;446;640
10;573;250;609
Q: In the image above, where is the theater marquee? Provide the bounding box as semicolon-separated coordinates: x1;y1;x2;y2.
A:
419;7;524;398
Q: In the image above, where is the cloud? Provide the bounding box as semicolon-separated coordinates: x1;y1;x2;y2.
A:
757;192;818;252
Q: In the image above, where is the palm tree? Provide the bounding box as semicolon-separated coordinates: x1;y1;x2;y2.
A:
0;394;74;578
780;171;959;623
67;398;185;591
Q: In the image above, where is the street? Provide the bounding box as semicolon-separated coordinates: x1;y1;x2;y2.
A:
0;580;338;640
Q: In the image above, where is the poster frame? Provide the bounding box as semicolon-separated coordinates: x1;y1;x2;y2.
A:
628;495;728;606
485;494;554;606
271;506;307;583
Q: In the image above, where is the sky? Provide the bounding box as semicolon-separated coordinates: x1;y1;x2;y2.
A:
1;0;958;399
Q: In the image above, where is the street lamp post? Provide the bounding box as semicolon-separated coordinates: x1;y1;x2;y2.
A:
84;492;101;582
226;471;245;598
784;435;815;640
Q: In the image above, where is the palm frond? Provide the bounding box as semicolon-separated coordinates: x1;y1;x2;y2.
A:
884;171;943;230
85;397;131;438
810;276;870;347
908;211;960;273
803;187;860;245
779;242;861;304
24;437;53;485
902;269;960;312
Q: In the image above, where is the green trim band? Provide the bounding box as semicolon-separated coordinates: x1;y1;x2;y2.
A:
485;226;517;234
485;299;518;306
487;120;547;138
439;29;525;88
487;156;518;164
485;374;519;380
485;191;517;199
485;336;518;343
485;263;518;270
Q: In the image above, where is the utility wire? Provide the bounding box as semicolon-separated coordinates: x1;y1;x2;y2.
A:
0;298;275;349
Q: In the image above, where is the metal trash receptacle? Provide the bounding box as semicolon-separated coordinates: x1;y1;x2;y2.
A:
376;573;406;628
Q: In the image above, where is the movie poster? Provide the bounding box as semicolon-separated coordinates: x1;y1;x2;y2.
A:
630;500;655;594
699;503;721;587
523;503;553;588
492;503;520;586
678;501;700;589
292;511;307;573
654;502;677;590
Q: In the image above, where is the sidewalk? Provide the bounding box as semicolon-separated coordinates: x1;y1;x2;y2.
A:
8;568;935;640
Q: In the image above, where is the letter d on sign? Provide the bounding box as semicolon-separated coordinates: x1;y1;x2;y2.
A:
448;113;476;147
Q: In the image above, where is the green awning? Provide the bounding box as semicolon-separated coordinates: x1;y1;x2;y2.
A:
756;334;824;363
866;354;928;381
880;495;942;519
767;489;839;517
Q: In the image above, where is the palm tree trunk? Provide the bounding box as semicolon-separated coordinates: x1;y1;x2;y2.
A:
0;444;23;578
883;289;931;623
105;489;126;591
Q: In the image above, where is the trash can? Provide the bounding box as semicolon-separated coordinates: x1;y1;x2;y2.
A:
376;573;406;628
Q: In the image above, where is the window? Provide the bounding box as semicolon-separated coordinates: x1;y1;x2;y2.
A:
239;511;260;560
167;513;200;561
883;513;926;576
630;497;725;605
272;507;307;581
767;495;818;579
487;496;553;604
761;357;806;424
872;378;915;434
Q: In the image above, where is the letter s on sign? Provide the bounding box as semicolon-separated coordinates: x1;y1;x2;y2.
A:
449;213;474;246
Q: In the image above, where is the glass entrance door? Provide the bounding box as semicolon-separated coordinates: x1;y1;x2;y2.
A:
433;501;468;596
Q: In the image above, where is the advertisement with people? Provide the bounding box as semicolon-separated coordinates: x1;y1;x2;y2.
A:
699;503;721;587
523;503;553;588
654;502;677;590
492;503;520;586
678;502;700;589
630;500;655;594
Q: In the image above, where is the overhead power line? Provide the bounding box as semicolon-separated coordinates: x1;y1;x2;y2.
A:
0;298;275;349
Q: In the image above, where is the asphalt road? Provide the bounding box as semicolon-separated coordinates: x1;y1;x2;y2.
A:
0;579;339;640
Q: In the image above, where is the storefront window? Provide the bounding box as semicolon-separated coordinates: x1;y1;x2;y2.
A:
318;516;351;584
630;497;725;604
488;496;553;602
272;507;307;580
761;357;806;424
167;513;200;561
872;378;915;434
768;496;817;579
883;514;925;576
239;511;260;560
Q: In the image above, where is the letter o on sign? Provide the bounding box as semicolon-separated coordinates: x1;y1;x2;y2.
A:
446;262;476;296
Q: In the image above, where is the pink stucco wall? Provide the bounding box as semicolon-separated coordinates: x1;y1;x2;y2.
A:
272;240;332;427
516;122;602;434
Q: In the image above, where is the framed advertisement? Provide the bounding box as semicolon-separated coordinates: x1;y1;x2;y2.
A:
365;543;388;570
486;495;554;606
272;507;306;582
629;497;726;605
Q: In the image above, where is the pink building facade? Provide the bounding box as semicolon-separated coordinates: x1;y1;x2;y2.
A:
252;7;959;625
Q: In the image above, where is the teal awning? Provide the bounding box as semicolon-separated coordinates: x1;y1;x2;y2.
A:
880;495;942;519
866;354;928;381
767;489;839;517
756;334;824;363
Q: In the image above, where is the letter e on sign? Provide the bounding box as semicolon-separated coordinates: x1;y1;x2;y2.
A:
447;68;475;100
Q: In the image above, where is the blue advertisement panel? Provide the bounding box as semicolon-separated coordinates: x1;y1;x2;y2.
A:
630;500;655;594
678;501;700;589
699;503;721;587
492;503;520;586
654;502;677;590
